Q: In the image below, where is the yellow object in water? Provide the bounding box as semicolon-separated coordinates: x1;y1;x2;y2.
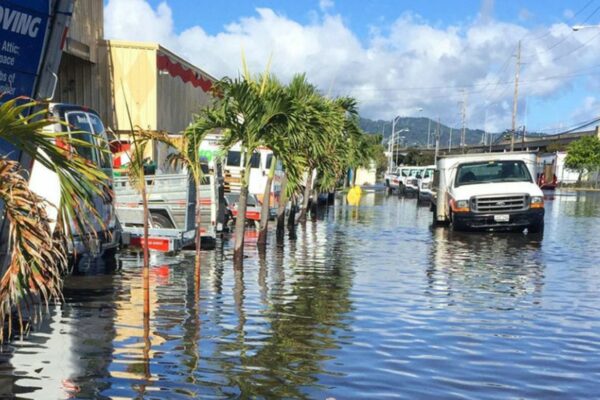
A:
347;186;362;206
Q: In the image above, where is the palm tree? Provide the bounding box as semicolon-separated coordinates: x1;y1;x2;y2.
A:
295;88;351;223
256;78;307;247
133;125;210;289
188;69;293;266
0;98;109;340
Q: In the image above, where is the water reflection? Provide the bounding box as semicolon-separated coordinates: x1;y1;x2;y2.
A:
428;228;545;309
1;191;600;399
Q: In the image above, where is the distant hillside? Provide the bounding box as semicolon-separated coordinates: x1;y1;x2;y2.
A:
359;117;545;147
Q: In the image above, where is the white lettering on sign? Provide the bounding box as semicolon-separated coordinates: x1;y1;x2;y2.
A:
0;6;42;38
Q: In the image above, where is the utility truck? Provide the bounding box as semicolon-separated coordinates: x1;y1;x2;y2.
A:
432;152;545;233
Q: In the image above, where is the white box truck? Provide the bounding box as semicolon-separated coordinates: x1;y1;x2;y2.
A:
432;152;545;232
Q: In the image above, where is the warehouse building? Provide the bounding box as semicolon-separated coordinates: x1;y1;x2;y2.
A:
54;1;216;163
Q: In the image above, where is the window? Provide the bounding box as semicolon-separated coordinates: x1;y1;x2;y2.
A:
227;150;241;166
455;160;532;187
250;152;261;169
88;113;112;170
266;154;273;170
66;112;96;163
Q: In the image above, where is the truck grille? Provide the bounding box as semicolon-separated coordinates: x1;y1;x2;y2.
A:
471;194;528;213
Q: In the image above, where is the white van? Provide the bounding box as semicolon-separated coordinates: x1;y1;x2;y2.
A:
223;144;284;206
29;103;120;260
433;152;545;232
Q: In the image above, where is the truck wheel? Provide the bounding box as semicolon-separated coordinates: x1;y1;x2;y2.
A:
151;213;175;229
528;221;544;234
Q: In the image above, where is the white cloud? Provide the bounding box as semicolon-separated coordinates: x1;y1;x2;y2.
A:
563;9;574;19
104;0;600;131
571;96;600;124
319;0;334;12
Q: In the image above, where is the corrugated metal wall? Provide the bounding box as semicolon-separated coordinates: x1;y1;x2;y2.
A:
64;0;103;63
156;48;214;134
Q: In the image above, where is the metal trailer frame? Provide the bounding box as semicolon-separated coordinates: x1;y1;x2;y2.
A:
114;169;220;253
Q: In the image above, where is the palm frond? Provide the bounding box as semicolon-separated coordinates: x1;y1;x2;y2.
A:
0;158;67;341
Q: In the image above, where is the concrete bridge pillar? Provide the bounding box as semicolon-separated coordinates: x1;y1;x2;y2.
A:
596;125;600;139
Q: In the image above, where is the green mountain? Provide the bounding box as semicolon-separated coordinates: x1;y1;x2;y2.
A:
359;117;491;148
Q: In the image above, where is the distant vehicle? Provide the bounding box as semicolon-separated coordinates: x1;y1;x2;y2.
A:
537;155;558;190
224;192;263;228
401;167;426;196
417;165;436;204
432;152;544;233
222;143;284;205
29;104;121;260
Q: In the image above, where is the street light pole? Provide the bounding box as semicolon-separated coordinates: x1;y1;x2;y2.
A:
391;117;396;170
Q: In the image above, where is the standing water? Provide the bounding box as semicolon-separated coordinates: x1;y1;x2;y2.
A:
1;191;600;399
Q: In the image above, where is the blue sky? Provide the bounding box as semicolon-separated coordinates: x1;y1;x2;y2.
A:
107;0;600;133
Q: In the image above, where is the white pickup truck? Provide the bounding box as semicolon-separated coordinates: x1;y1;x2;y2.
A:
417;165;436;203
432;152;545;233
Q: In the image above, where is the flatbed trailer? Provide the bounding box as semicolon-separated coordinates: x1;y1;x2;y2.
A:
114;169;222;253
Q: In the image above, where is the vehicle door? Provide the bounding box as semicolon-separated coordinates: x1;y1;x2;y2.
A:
248;151;265;199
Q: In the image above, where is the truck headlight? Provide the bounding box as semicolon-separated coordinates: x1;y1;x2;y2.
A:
456;200;469;209
530;196;544;208
451;199;470;212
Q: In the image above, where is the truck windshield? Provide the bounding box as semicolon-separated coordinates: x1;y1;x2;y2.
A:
423;168;435;179
455;160;532;186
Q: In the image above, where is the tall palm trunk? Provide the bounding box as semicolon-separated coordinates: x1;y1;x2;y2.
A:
343;169;349;190
276;173;288;245
311;187;319;221
257;156;277;246
298;170;313;223
288;195;297;240
233;156;252;267
139;175;150;273
194;183;202;289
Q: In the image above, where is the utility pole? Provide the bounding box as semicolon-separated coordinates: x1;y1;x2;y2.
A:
521;125;526;149
511;40;521;152
427;118;431;149
391;117;396;170
460;90;467;153
435;117;441;163
449;127;453;152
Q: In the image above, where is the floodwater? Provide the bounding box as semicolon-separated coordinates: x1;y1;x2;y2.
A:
2;191;600;399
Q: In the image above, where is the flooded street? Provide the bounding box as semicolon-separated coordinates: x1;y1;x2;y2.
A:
2;191;600;399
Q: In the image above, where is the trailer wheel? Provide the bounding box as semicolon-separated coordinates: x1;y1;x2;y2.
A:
151;213;175;229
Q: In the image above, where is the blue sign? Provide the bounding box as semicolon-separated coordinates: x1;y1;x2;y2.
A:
0;0;50;98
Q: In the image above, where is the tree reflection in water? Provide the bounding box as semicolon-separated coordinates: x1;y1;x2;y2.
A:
208;221;355;398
